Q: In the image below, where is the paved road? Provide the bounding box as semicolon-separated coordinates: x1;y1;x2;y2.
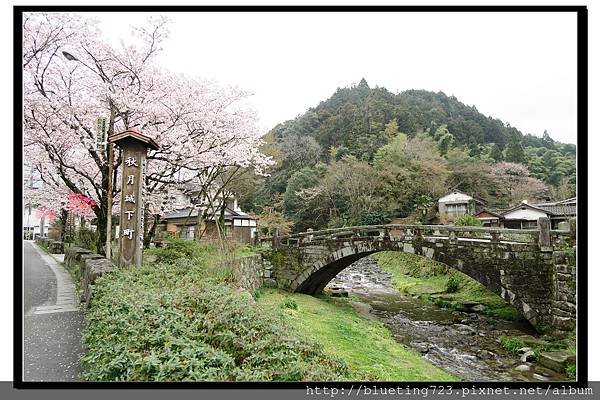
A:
23;241;84;381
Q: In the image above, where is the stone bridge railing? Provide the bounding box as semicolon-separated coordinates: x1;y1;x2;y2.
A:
260;221;574;251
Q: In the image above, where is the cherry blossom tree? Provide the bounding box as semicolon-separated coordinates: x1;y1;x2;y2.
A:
65;193;97;219
23;12;272;254
490;162;549;205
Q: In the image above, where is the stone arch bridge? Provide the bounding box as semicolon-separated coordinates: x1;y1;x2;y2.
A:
259;219;576;338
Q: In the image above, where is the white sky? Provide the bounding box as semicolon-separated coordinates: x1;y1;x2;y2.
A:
91;11;578;144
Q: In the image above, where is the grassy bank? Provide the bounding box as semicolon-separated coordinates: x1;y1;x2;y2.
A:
256;289;457;381
373;252;521;321
80;238;347;381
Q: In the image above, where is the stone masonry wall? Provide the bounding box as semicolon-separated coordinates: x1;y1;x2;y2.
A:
63;246;114;307
34;236;64;254
551;249;576;339
231;255;274;293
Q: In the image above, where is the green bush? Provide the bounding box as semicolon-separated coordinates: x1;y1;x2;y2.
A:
281;297;298;310
359;210;390;226
499;336;526;353
445;276;460;293
454;214;483;227
81;258;346;381
566;362;576;380
75;227;98;252
146;236;208;264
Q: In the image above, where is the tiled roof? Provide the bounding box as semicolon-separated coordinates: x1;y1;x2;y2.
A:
534;204;577;217
556;197;576;205
162;207;199;219
162;207;255;221
489;202;576;218
489;208;509;215
476;209;505;218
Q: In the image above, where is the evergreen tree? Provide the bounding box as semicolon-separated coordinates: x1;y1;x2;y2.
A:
504;135;526;163
489;143;503;162
541;129;555;149
383;119;400;139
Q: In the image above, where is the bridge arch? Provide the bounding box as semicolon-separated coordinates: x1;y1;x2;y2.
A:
291;241;502;300
262;222;576;336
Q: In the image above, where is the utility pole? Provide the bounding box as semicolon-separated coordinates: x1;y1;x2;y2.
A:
63;50;116;259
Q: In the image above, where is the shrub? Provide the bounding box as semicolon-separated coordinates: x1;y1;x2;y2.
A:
359;210;390;226
445;276;460;293
75;227;98;252
454;214;483;227
146;236;207;264
566;362;576;380
499;336;526;353
80;259;346;381
281;297;298;310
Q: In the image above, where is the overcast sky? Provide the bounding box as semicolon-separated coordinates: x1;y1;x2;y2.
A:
92;11;577;144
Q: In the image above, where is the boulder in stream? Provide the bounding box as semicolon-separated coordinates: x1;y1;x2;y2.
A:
472;304;486;312
454;323;477;335
517;347;533;355
533;373;550;381
520;350;536;363
538;351;576;373
515;364;531;372
476;349;495;360
517;335;548;348
328;285;349;297
412;342;430;354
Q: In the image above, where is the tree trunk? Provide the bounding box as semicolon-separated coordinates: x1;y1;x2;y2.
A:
95;195;108;256
144;214;159;248
60;209;68;242
94;159;111;256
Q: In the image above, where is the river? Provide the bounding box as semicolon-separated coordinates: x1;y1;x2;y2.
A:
325;256;568;382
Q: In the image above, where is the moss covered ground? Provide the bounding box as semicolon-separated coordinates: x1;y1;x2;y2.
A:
256;289;457;381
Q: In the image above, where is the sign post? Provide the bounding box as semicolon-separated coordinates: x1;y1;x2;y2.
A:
108;129;159;267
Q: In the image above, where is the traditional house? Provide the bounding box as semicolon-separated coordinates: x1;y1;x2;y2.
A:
526;198;576;229
438;190;485;217
474;209;505;227
460;194;576;230
501;202;553;229
155;187;258;244
498;198;576;230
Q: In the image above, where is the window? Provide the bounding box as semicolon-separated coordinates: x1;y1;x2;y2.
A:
523;221;538;229
181;225;195;240
446;203;467;215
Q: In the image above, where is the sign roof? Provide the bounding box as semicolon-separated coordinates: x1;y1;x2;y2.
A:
108;128;159;150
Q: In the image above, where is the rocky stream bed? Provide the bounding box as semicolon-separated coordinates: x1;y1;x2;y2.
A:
325;257;570;382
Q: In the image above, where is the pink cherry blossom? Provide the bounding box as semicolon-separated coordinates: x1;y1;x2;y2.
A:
23;12;273;248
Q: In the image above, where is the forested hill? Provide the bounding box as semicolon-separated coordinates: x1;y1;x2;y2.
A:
269;78;575;162
242;79;576;233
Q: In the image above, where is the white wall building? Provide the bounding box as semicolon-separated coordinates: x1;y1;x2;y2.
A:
23;167;48;239
438;190;484;216
23;203;48;239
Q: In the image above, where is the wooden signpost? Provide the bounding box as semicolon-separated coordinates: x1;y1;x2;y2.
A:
108;129;159;267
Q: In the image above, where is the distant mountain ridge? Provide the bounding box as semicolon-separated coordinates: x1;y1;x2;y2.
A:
267;78;574;162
